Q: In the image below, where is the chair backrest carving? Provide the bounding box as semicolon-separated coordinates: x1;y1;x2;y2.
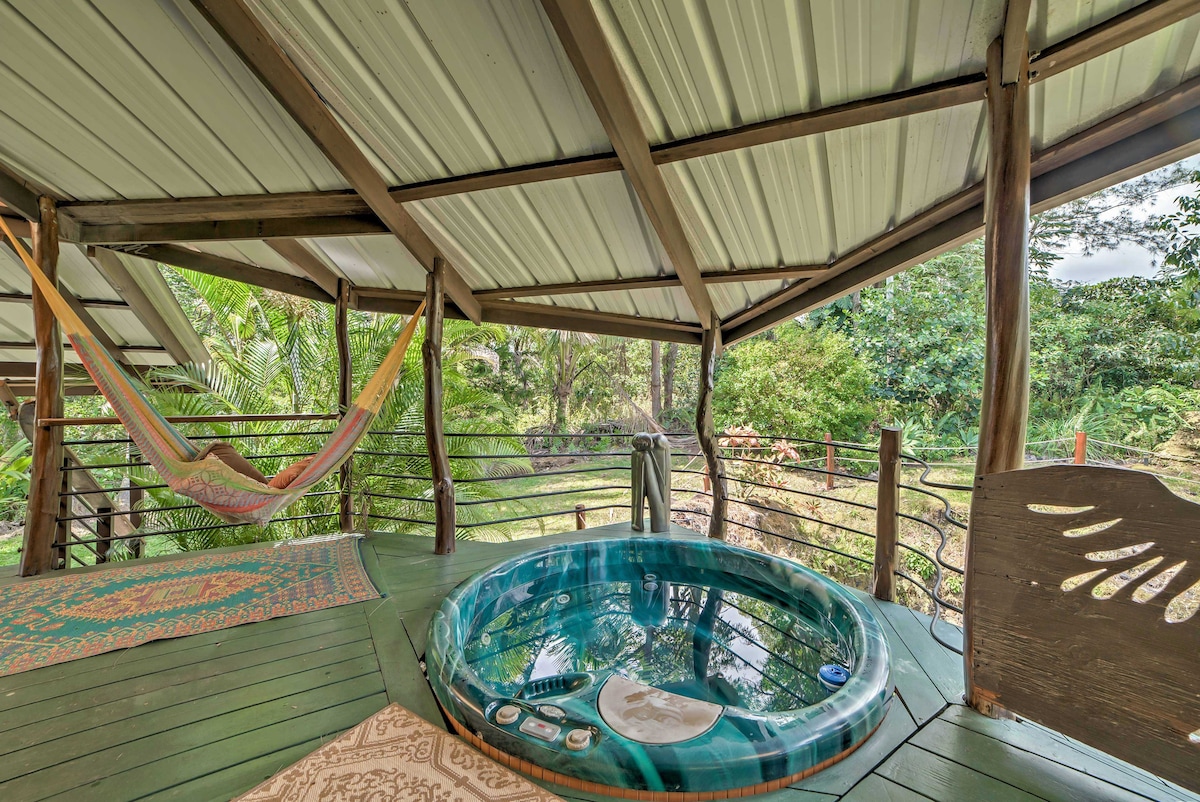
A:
968;465;1198;792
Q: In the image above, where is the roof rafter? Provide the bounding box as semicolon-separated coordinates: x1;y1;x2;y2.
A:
1002;0;1034;85
539;0;715;328
118;243;333;303
724;82;1200;344
265;240;342;299
188;0;482;323
474;264;830;300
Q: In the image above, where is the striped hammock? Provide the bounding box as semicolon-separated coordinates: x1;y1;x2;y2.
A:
1;217;424;526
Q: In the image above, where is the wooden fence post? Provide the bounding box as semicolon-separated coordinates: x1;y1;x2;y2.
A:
20;197;63;576
424;259;456;554
1073;431;1087;465
336;278;354;532
697;315;726;539
575;503;586;530
825;432;835;490
872;427;902;602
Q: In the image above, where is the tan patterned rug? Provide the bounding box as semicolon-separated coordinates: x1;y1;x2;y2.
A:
235;703;563;802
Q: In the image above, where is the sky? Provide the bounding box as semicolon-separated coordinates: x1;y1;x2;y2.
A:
1049;156;1197;284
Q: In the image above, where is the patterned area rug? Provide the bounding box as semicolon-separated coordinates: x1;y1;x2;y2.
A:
0;535;379;677
236;703;563;802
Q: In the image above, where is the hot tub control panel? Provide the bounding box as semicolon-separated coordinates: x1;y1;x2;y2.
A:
488;699;600;755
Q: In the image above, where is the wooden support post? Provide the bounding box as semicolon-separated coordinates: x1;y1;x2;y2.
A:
336;278;354;532
127;474;143;559
1074;431;1087;465
575;503;586;531
825;432;836;490
424;259;456;554
55;459;71;569
872;427;902;602
20;197;63;576
696;315;726;540
966;38;1033;715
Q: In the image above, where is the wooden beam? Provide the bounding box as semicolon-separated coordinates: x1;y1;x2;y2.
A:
0;380;19;418
0;341;165;353
724;80;1200;344
0;214;32;239
539;0;715;328
58;290;135;369
473;264;830;300
336;278;353;533
0;164;42;221
967;41;1033;716
87;248;196;365
424;259;456;555
1030;0;1198;83
653;76;987;165
126;244;332;303
7;383;105;397
21;197;63;576
267;240;342;299
0;290;128;309
71;215;388;245
1002;0;1033;85
189;0;481;323
696;314;726;540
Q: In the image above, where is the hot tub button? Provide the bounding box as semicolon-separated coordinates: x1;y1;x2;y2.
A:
495;705;520;726
565;729;592;751
537;704;566;721
519;717;561;742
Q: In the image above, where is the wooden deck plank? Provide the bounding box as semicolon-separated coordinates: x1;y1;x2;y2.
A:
0;614;372;725
911;716;1152;802
0;639;375;758
792;698;917;796
876;744;1042;801
4;675;387;801
136;736;330;802
841;774;935;801
1;654;378;782
937;705;1199;802
41;693;389;802
872;603;964;705
0;601;366;695
853;594;947;726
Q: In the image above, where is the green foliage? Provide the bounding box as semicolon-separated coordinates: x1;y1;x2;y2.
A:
714;324;879;439
0;440;31;522
1156;169;1200;316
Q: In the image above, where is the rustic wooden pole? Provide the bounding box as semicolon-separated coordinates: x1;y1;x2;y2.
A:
336;278;354;532
20;197;63;576
424;259;456;554
696;315;726;539
575;503;586;530
1073;431;1087;465
872;427;902;602
825;432;836;490
966;37;1032;715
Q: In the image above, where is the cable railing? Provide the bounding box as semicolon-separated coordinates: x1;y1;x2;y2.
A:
34;416;970;652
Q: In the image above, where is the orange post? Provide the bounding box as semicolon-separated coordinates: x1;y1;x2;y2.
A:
825;432;835;490
1074;431;1087;465
575;503;586;530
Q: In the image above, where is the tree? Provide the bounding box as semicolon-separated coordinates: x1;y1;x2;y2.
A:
650;341;662;421
1155;168;1200;317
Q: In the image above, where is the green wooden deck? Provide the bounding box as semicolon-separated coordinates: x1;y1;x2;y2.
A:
0;524;1195;802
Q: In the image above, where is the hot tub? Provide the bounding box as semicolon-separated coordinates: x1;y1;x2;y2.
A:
426;535;892;799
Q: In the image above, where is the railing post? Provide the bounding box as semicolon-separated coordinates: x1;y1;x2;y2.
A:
696;314;726;540
825;432;835;490
336;278;354;532
872;428;902;602
96;506;113;563
55;456;71;569
575;503;586;530
20;197;63;576
424;258;456;554
1073;431;1087;465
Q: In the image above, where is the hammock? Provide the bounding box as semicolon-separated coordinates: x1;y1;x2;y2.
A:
1;217;425;526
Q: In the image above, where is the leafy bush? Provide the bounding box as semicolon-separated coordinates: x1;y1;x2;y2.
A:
0;441;31;523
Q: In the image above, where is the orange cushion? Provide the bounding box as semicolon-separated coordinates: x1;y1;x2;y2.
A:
269;456;316;489
195;441;269;484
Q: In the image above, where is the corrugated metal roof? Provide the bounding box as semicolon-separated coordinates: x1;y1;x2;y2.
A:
247;0;612;184
0;0;1195;337
0;0;343;200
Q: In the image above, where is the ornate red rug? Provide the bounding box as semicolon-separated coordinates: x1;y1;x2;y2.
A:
0;535;379;677
235;703;563;802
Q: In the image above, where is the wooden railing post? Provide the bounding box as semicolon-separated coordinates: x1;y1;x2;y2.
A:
1073;431;1087;465
966;36;1032;715
872;428;902;602
55;457;71;569
825;432;835;490
336;278;354;532
20;197;63;576
696;314;726;539
96;505;113;563
424;259;456;554
575;503;586;530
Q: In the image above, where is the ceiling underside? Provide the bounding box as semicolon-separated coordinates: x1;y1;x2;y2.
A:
0;0;1197;349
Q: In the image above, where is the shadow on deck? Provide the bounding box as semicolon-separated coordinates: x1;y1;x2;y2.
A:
0;524;1193;802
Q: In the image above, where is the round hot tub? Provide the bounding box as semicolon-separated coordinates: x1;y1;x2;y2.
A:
426;535;892;799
